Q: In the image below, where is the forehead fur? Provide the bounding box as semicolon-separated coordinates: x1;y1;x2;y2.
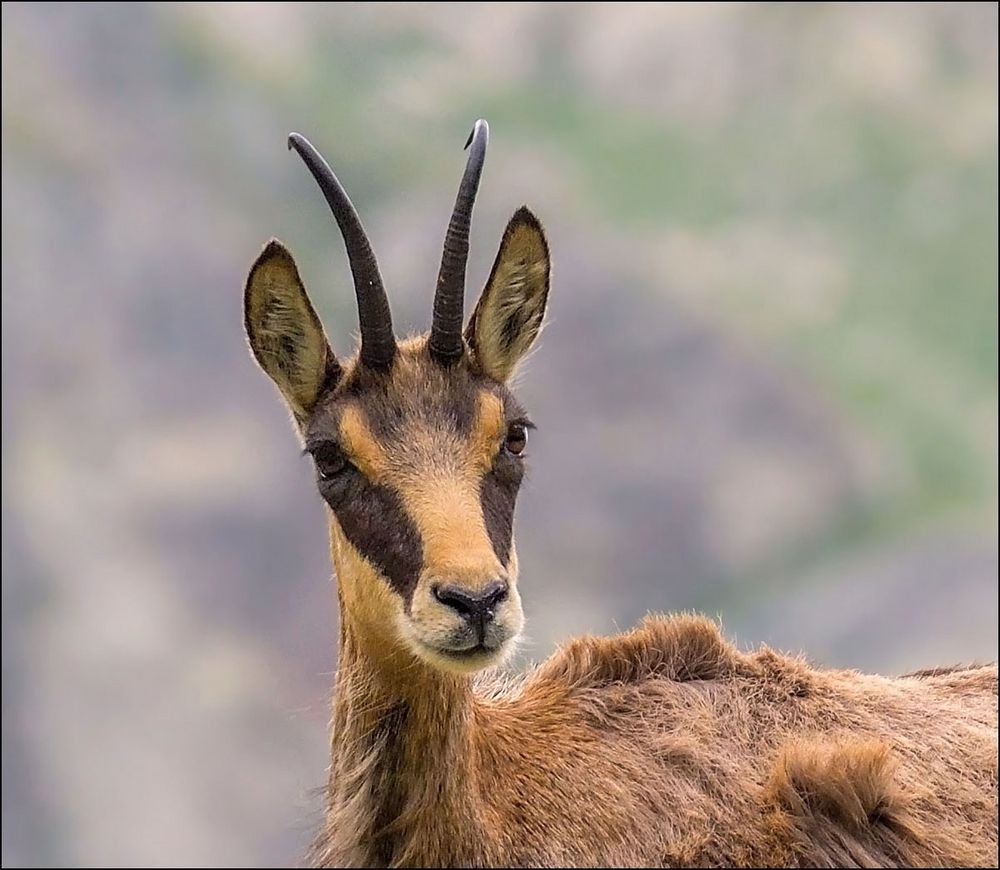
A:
306;337;524;460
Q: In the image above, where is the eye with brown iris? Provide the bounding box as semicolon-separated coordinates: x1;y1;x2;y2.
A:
505;422;527;456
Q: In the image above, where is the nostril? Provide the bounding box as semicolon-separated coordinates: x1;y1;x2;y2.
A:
433;581;509;623
482;581;509;610
433;584;475;617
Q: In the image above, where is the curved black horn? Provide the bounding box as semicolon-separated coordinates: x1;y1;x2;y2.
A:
429;119;489;364
287;133;396;371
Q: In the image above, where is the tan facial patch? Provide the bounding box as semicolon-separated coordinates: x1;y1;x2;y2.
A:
339;405;389;481
378;388;504;585
470;391;506;471
400;469;502;585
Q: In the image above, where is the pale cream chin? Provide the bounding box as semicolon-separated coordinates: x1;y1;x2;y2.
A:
398;607;525;675
412;636;517;675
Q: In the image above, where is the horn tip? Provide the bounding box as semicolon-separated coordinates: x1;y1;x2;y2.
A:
464;118;489;150
287;132;306;152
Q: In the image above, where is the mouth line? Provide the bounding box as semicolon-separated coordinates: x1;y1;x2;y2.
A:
419;639;501;660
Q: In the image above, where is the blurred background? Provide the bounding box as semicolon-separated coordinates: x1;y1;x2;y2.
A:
2;2;996;866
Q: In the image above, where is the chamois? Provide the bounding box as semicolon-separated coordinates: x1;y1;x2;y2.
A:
243;121;998;868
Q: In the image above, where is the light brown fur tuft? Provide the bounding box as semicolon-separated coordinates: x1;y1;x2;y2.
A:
536;613;742;689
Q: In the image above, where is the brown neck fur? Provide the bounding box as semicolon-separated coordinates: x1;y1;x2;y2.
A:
311;521;483;868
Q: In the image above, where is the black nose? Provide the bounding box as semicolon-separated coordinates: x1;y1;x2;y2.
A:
433;581;508;627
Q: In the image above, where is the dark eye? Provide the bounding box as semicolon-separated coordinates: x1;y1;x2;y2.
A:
312;443;349;481
505;422;527;456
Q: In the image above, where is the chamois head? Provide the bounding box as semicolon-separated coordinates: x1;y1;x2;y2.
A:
244;121;550;674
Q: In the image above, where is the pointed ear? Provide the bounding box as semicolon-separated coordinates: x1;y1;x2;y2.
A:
244;240;338;420
465;207;550;383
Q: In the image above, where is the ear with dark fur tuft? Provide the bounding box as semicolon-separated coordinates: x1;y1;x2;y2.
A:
244;239;339;420
465;207;550;382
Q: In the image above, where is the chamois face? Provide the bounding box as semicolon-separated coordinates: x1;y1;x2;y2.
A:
303;339;532;672
245;173;550;673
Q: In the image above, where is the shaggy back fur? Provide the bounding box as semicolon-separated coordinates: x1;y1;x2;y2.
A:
310;615;997;868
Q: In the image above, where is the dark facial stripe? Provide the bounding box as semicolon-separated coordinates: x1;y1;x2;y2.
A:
480;456;522;567
320;468;423;605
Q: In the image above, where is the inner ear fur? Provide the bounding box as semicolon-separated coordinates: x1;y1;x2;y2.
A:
244;239;338;420
466;206;550;383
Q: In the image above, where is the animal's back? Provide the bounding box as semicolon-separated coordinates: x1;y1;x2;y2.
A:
474;615;998;868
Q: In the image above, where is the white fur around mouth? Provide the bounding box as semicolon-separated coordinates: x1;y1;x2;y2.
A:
437;642;496;659
411;635;512;671
419;638;498;659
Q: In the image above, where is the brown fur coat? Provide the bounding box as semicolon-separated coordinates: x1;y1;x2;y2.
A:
310;615;998;868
